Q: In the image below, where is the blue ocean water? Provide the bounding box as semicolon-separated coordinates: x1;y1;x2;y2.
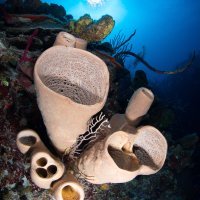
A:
40;0;200;133
42;0;200;78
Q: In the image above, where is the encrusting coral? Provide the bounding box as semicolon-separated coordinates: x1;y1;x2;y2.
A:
16;32;167;200
68;14;115;42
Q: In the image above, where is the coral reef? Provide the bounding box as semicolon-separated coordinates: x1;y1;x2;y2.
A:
0;3;199;200
68;14;115;42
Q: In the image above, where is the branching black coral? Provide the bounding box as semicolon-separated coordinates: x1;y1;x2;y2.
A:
110;29;136;52
109;29;195;74
64;112;110;160
110;30;136;63
115;51;196;74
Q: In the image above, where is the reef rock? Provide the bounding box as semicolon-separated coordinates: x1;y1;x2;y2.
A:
178;133;199;149
4;0;67;21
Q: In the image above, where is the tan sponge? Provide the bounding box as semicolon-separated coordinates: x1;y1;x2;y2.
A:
34;46;109;152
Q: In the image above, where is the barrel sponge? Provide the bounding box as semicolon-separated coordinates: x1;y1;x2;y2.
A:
132;126;167;174
36;46;109;105
34;46;109;152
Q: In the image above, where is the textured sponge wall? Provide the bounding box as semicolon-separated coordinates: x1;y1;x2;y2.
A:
36;47;107;105
34;46;109;152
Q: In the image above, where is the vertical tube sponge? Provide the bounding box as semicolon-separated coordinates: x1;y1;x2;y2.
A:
125;87;154;126
109;87;154;132
53;32;88;50
34;46;109;152
53;32;76;47
75;38;88;50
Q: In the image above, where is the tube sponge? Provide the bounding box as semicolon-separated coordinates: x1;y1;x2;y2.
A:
53;32;76;47
77;126;167;184
132;126;167;175
125;87;154;125
34;46;109;152
77;88;167;184
52;173;85;200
